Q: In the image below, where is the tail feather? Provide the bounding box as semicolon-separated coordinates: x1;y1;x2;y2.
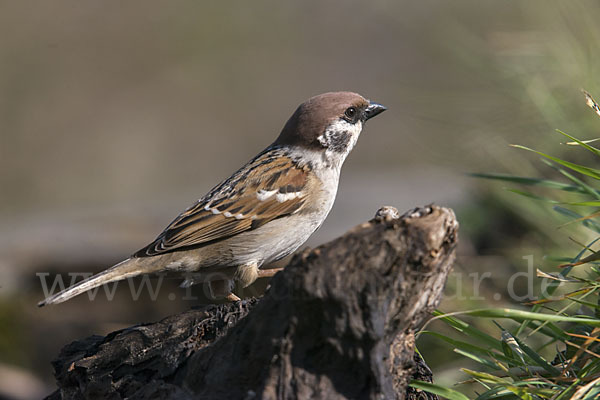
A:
37;258;145;307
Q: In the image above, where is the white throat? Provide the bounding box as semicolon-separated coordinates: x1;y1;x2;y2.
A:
316;119;363;169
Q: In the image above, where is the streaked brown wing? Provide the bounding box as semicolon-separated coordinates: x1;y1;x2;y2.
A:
134;151;310;257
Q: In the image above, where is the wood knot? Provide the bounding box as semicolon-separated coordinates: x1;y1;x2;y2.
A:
374;206;400;221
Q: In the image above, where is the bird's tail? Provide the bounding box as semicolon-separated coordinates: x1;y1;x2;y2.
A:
37;257;147;307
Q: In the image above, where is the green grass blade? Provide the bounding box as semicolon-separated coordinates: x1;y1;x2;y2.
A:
463;308;600;326
409;380;470;400
500;330;527;368
506;386;534;400
562;200;600;206
524;320;570;341
474;385;511;400
454;348;502;370
554;380;580;400
517;237;600;338
554;206;600;234
582;387;600;400
569;296;600;310
542;159;600;200
433;310;503;351
511;144;600;180
506;188;559;203
510;334;561;375
556;129;600;157
422;330;518;365
461;369;512;384
507;188;600;207
469;173;592;194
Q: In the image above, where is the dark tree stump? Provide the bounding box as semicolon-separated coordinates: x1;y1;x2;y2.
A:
47;205;458;400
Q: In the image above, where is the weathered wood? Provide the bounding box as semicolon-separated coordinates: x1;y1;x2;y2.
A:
47;205;457;400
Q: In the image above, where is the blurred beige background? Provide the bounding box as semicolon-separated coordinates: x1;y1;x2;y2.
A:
2;0;600;398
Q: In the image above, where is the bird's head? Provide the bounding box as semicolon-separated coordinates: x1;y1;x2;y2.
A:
275;91;386;166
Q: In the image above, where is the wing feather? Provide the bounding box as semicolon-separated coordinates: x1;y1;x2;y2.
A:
134;150;311;257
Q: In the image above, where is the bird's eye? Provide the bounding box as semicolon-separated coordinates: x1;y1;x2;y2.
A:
344;107;357;120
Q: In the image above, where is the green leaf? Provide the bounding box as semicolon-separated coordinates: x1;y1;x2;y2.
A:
473;385;511;400
542;159;600;200
506;188;559;203
554;379;580;400
565;138;600;145
469;173;592;194
582;387;600;400
510;334;561;376
554;207;600;234
556;129;600;157
563;200;600;206
462;308;600;326
500;330;527;367
433;311;503;351
556;235;600;269
511;144;600;180
476;384;559;400
454;349;502;370
422;330;518;365
506;189;600;207
462;368;512;384
517;235;593;337
506;386;534;400
526;320;571;341
408;380;470;400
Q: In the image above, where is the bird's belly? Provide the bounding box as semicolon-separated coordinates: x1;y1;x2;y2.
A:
160;168;339;272
228;212;325;266
153;206;333;273
224;171;338;267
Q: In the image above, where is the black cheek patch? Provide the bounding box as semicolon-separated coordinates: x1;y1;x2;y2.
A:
328;131;352;153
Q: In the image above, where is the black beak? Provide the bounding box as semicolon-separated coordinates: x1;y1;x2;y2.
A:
364;101;387;121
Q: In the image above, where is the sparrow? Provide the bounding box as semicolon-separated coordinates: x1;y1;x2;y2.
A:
38;91;386;306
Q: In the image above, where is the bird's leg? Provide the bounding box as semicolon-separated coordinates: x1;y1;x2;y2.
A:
207;279;235;300
207;279;241;302
226;292;241;302
257;267;284;278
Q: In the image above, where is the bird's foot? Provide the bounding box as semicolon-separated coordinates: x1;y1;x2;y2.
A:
225;292;242;302
257;267;284;279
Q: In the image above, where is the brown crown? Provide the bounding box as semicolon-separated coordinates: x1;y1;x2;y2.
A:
275;92;369;149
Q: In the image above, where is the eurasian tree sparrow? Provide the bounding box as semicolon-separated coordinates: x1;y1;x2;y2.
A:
38;91;386;306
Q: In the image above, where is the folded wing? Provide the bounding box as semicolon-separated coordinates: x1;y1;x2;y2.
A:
134;151;310;257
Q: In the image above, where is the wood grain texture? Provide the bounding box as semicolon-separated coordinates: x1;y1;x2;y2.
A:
47;205;457;400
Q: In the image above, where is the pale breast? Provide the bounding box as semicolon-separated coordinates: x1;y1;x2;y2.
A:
208;166;339;267
151;151;341;272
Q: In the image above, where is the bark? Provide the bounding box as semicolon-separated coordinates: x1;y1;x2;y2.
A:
47;205;458;400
